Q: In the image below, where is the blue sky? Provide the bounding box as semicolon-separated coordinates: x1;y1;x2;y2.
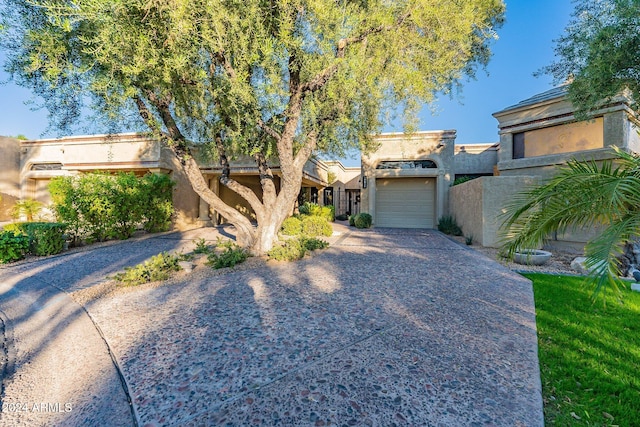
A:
0;0;574;167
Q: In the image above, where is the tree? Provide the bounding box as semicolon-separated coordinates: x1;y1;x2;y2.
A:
1;0;505;254
542;0;640;119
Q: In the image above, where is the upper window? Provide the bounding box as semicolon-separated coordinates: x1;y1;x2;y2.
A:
30;163;63;171
376;160;437;170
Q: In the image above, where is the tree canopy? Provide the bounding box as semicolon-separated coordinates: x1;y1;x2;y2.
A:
1;0;505;253
542;0;640;119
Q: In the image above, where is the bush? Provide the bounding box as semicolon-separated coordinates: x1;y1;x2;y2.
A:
49;172;175;244
437;215;463;236
113;252;181;286
353;213;372;229
301;215;333;237
193;238;212;254
349;214;356;226
267;236;329;261
299;202;334;222
4;222;66;256
335;213;348;221
281;216;303;236
207;240;248;269
0;231;30;263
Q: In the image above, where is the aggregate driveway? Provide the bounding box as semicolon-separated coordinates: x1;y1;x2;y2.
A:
0;226;543;426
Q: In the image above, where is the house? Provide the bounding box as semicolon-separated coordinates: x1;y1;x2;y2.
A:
9;133;330;228
4;85;635;252
450;85;640;250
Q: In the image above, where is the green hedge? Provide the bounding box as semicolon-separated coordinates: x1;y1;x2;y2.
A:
49;172;175;244
301;216;333;237
4;222;67;256
0;231;30;264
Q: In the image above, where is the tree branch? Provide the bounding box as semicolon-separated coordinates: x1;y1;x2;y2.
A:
214;134;265;216
257;118;282;142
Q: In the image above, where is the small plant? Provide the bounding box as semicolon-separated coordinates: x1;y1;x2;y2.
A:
10;199;44;221
299;202;335;222
465;235;473;245
4;222;67;256
193;238;211;254
348;214;356;226
301;215;333;237
0;231;30;263
281;216;303;236
267;237;329;261
207;240;248;269
437;215;462;236
113;252;181;286
335;213;348;221
353;213;372;229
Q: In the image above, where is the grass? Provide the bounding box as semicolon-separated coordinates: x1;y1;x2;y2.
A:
524;273;640;426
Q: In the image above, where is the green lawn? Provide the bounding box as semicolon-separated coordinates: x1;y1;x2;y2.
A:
524;273;640;426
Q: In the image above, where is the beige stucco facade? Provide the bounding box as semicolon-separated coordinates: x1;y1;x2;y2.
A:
15;133;329;229
362;130;456;227
0;136;22;221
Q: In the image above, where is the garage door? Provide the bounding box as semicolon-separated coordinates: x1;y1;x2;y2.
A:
375;178;435;228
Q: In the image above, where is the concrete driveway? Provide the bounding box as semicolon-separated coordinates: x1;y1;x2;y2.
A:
0;226;543;426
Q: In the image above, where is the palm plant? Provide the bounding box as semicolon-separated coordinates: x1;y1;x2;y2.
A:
501;146;640;298
10;199;44;222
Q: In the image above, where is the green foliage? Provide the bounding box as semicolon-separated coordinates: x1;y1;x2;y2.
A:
349;214;356;227
299;203;335;222
526;273;640;426
49;172;174;244
335;214;348;221
113;252;181;286
501;147;640;298
465;235;473;245
10;199;43;221
193;238;212;254
0;231;30;263
437;215;462;236
542;1;640;119
353;213;373;229
452;175;478;186
207;240;248;269
301;215;333;237
4;222;66;256
267;237;329;261
281;216;303;236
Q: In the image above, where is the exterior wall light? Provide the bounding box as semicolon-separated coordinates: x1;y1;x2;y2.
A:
362;176;368;188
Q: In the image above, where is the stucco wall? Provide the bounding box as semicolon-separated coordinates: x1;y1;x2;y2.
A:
449;176;541;248
362;131;456;222
0;136;21;221
454;143;498;176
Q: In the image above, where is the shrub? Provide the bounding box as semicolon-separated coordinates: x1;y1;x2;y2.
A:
299;202;334;222
281;216;303;236
113;252;181;286
267;236;329;261
4;222;66;256
353;213;372;229
207;240;248;269
349;214;356;226
49;172;175;244
301;215;333;237
193;238;212;254
335;213;348;221
437;215;463;236
0;231;30;263
452;175;478;186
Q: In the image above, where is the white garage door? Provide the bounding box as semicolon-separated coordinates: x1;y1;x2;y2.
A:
375;178;436;228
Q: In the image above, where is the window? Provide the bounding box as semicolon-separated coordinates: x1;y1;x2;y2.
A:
513;133;525;159
376;160;437;170
30;163;63;171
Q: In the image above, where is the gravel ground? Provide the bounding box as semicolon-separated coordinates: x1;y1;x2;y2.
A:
1;224;545;426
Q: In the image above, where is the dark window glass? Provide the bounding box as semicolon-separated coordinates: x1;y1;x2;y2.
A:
513;133;525;159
